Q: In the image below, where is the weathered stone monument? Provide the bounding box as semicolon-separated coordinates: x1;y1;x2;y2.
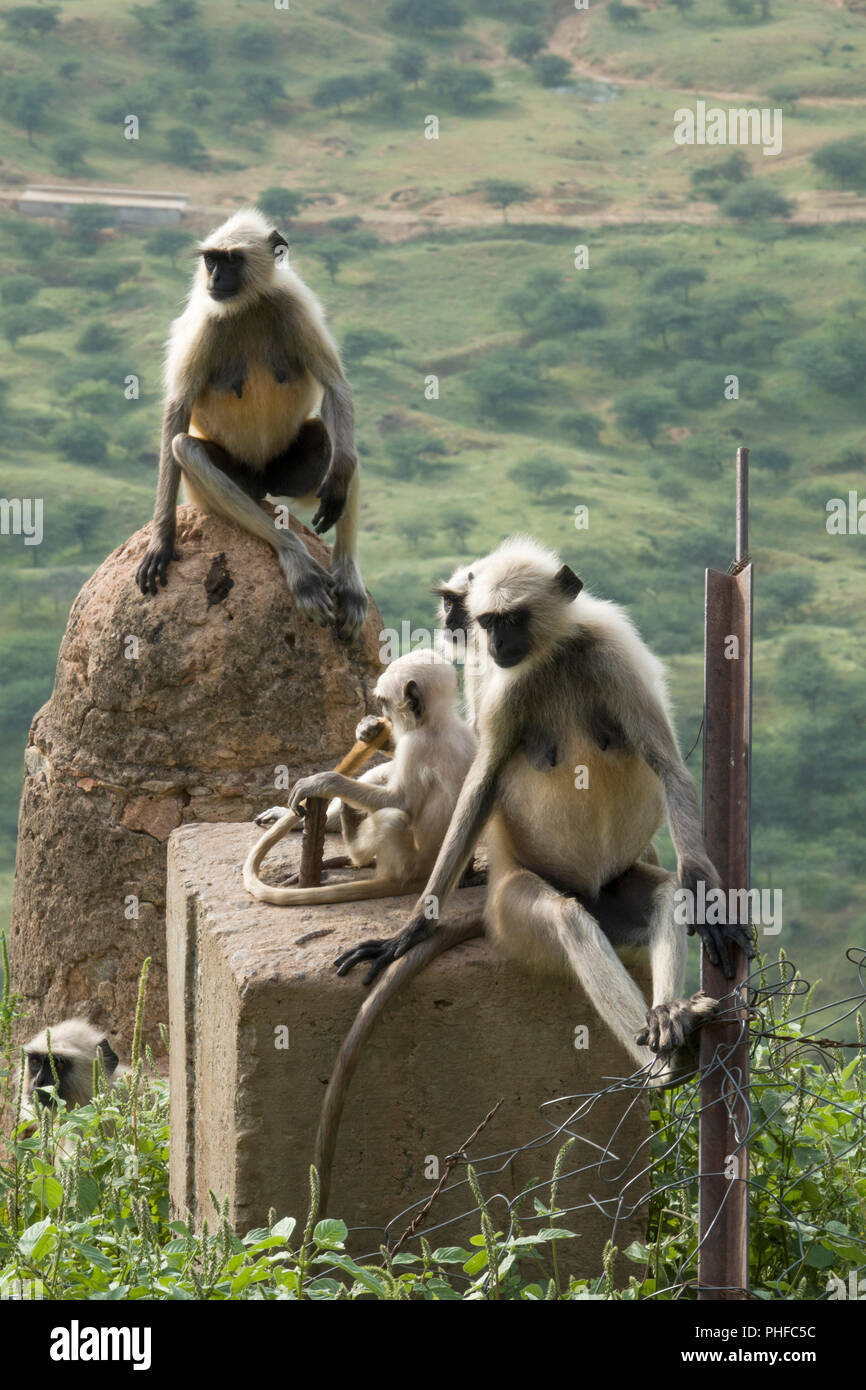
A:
10;507;383;1055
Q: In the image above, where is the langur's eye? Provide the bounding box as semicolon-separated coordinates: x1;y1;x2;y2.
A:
28;1056;41;1074
204;255;215;272
443;598;453;614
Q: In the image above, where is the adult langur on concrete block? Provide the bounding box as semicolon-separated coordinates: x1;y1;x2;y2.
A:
336;537;755;1087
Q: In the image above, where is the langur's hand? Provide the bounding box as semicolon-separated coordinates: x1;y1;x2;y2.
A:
136;543;179;596
679;855;755;978
287;774;336;816
312;465;350;534
355;714;389;744
334;915;431;986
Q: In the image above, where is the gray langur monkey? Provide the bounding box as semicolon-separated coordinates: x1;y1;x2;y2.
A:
337;536;755;1086
135;207;366;640
434;559;486;731
20;1019;127;1117
244;649;477;905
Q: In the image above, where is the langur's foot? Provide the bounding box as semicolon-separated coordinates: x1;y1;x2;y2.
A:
136;544;179;596
646;1041;701;1091
636;991;718;1054
281;554;337;627
331;561;367;641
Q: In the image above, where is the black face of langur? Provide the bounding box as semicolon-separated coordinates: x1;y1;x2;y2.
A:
475;564;583;669
202;250;244;302
199;230;288;303
27;1037;119;1109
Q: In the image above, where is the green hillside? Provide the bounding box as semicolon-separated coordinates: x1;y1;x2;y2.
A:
1;0;865;999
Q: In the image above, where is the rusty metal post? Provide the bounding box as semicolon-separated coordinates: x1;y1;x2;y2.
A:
698;446;753;1299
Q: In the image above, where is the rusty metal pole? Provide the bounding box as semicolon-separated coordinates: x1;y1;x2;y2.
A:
698;446;753;1299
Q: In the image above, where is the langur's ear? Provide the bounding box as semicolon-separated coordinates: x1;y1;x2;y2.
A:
555;564;583;601
97;1039;119;1076
268;229;289;256
402;679;423;722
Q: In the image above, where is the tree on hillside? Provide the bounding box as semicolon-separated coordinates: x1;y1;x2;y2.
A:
164;124;207;166
607;1;643;23
533;54;571;87
812;137;866;192
690;150;750;203
612;244;665;280
313;75;364;114
480;179;533;223
432;65;494;108
7;218;53;260
614;388;678;446
468;355;543;422
51;135;88;175
146;229;192;270
76;322;119;354
1;76;54;143
648;264;707;304
385;430;448;480
3;5;60;38
1;276;40;307
558;410;603;448
507;27;546;64
386;0;465;32
437;507;475;547
67;499;109;551
132;0;200;26
66;204;114;253
508;456;571;496
342;326;404;366
52;418;109;464
500;270;562;324
258;187;306;223
309;230;378;283
389;45;428;86
234;22;277;60
1;307;55;347
778;638;828;716
240;73;287;118
720;184;792;220
757;446;792;474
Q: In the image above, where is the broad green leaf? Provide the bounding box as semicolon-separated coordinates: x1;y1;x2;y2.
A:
313;1218;347;1249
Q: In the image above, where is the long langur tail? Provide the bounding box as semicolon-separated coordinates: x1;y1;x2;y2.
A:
245;869;425;906
243;720;393;903
314;914;485;1218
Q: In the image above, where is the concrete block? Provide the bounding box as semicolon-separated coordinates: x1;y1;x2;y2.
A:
168;822;650;1273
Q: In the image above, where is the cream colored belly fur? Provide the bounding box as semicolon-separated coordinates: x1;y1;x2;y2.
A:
189;366;320;469
493;738;665;897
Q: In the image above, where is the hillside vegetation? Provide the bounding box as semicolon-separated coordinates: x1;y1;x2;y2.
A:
1;0;865;998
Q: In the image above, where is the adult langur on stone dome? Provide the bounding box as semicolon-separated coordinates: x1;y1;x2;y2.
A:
135;207;366;640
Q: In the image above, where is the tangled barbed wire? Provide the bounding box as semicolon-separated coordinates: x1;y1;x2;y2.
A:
345;947;866;1299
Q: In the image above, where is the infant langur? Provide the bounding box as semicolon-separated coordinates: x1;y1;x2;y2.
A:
20;1020;127;1122
245;649;477;904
